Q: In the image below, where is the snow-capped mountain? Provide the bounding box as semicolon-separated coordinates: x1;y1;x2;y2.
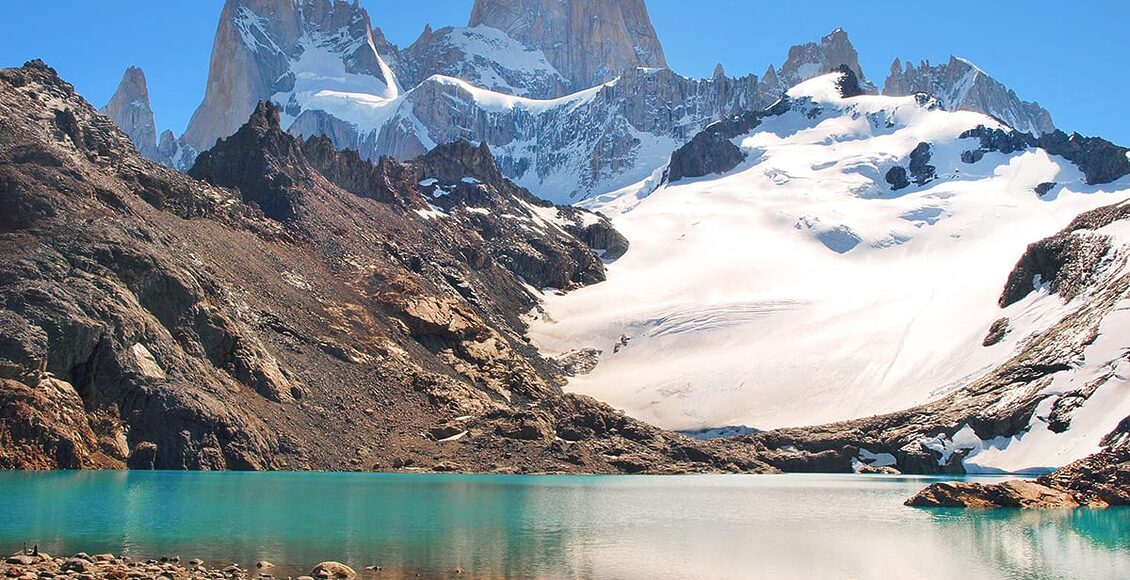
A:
99;66;158;159
528;72;1130;470
154;1;1071;208
884;56;1055;136
180;0;398;157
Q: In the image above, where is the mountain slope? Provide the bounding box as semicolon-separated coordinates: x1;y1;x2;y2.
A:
0;60;771;474
399;24;569;98
529;73;1130;471
759;198;1130;474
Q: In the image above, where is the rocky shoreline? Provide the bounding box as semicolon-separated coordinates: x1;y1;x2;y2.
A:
3;552;408;580
905;445;1130;508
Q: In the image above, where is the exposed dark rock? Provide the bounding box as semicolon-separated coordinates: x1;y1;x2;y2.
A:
885;166;910;191
908;142;936;185
667;131;745;183
1037;130;1130;185
958;125;1130;185
999;202;1121;307
959;125;1035;163
1037;444;1130;506
1035;182;1056;196
666;99;793;183
833;64;864;98
905;479;1079;508
982;317;1010;346
189;101;311;222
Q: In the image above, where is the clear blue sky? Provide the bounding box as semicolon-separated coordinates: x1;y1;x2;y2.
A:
1;1;1126;143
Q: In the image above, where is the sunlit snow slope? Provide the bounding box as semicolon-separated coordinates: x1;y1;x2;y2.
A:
530;74;1130;432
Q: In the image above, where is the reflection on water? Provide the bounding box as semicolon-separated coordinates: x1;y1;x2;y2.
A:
0;472;1126;579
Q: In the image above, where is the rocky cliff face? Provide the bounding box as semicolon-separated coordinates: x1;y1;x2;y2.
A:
883;56;1055;136
760;29;875;97
180;0;398;157
468;0;667;90
0;60;774;474
99;66;158;159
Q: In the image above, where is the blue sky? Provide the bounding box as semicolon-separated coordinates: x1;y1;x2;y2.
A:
1;1;1126;143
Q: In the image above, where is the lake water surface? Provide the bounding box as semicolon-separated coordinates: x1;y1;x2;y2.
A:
0;472;1126;579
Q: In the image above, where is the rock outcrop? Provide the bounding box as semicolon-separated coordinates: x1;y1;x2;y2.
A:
666;98;792;183
467;0;667;90
99;66;158;159
760;29;876;97
959;124;1130;186
884;56;1055;136
0;60;775;474
906;445;1130;508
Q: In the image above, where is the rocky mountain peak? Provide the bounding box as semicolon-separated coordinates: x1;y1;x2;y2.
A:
181;0;397;157
467;0;667;89
416;139;503;183
99;66;158;158
766;28;875;95
189;100;316;222
883;56;1055;135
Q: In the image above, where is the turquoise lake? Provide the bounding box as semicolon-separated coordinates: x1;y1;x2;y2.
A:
0;471;1126;579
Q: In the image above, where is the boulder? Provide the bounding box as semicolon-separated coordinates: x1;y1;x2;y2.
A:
309;562;356;579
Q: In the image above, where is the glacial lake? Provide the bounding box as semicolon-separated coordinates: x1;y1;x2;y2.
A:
0;472;1126;579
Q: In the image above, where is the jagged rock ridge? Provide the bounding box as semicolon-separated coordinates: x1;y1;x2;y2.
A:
884;56;1055;136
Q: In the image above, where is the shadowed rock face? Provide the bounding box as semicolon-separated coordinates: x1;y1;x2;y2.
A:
0;60;773;474
666;99;793;183
190;101;314;222
99;66;157;159
468;0;667;89
958;124;1130;186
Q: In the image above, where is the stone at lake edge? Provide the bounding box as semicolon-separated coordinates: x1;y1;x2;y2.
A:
905;445;1130;508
